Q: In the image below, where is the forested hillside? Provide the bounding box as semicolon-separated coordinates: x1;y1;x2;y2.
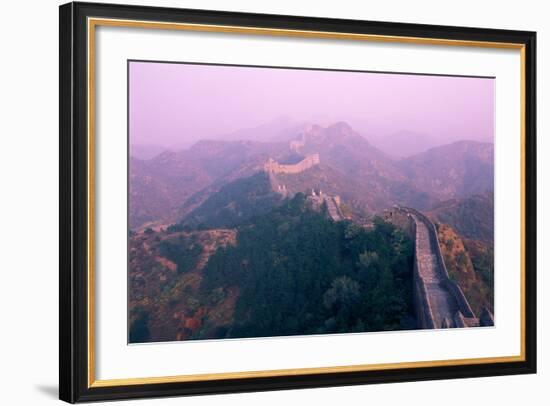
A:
197;194;416;339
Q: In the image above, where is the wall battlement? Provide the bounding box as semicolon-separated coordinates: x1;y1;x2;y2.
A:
290;138;306;152
264;154;320;174
306;189;344;221
384;206;492;329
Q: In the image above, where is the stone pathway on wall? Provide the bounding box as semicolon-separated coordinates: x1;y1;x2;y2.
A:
412;214;457;328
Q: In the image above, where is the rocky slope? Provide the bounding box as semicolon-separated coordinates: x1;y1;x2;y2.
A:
428;192;494;244
398;140;494;201
434;223;493;316
129;139;288;228
129;227;238;342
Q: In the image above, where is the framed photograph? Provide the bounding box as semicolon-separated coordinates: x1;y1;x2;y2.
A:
59;2;536;403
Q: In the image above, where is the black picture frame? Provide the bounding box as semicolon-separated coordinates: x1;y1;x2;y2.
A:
60;1;537;403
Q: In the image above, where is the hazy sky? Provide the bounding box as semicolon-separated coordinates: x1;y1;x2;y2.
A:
129;61;494;147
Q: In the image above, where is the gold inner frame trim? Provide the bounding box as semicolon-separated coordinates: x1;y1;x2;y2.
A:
87;17;527;388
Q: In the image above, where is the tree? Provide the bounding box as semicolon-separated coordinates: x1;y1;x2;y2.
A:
359;251;379;268
322;276;361;331
198;194;415;339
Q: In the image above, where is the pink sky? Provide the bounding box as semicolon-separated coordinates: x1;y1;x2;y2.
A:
129;61;494;147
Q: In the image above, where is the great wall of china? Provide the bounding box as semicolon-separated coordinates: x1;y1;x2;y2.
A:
385;207;494;329
262;152;494;329
307;190;344;222
263;154;345;222
264;154;320;174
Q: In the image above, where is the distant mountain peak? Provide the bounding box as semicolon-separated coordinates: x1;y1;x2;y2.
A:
130;144;169;160
327;121;354;134
301;123;324;136
290;121;360;152
300;121;355;137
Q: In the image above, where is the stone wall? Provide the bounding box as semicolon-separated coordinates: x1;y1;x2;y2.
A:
385;206;480;328
267;171;291;198
306;190;344;222
264;154;320;174
384;208;436;329
411;219;437;329
290;138;306;152
408;208;476;319
383;208;415;239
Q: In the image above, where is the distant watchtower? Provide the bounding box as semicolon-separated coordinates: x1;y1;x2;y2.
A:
263;154;320;174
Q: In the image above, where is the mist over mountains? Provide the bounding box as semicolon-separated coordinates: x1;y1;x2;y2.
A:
128;119;495;342
128;61;496;342
129;121;493;230
130;116;493;161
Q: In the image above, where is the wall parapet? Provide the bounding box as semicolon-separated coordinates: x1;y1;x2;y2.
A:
411;219;437;329
384;208;436;329
385;206;481;328
264;154;320;174
404;207;476;319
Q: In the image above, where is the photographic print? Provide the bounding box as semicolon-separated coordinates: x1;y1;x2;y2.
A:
128;61;495;344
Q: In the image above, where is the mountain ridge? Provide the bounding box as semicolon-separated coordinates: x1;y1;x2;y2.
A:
130;121;494;230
